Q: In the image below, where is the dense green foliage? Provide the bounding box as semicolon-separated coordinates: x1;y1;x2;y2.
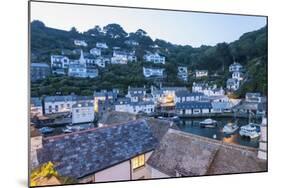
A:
31;20;267;97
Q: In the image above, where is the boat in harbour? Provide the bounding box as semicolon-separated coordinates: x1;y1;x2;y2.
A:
200;118;217;128
39;127;54;134
62;127;73;133
239;123;260;139
222;122;239;134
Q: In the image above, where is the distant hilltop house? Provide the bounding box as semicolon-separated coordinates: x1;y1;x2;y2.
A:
89;48;101;56
74;39;88;47
96;42;108;49
229;62;243;72
195;70;208;78
43;95;93;115
50;55;70;72
111;50;137;64
192;82;225;96
143;52;165;64
177;66;188;81
68;50;98;78
143;67;165;78
125;40;139;46
227;62;244;91
31;63;50;82
72;102;95;124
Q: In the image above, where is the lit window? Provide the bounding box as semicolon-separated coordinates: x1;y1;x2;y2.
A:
131;154;145;170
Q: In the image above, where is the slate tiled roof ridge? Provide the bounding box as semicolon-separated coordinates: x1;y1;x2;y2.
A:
43;119;146;141
167;129;257;152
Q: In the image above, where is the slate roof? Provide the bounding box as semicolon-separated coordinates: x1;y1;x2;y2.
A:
44;95;93;103
37;120;158;179
175;101;212;109
175;91;203;97
147;129;267;177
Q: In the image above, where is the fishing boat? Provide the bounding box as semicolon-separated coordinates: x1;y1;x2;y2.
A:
200;118;217;128
222;122;239;134
239;123;260;139
39;127;54;134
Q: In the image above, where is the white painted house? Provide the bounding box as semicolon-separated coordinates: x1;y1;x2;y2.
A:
143;67;165;78
232;71;244;81
50;55;70;70
74;40;88;47
96;42;108;49
68;50;98;78
143;53;165;64
192;82;225;96
229;62;243;72
72;102;95;124
177;66;188;81
115;100;155;114
226;78;240;91
195;70;208;78
89;48;101;56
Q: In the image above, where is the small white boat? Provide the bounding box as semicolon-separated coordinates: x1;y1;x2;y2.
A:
62;127;73;133
239;123;260;139
200;119;217;128
222;122;239;134
213;134;217;139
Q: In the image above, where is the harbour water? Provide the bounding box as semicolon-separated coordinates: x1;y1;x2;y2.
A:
176;117;261;148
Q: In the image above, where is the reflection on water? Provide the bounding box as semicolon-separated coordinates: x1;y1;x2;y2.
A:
176;117;260;148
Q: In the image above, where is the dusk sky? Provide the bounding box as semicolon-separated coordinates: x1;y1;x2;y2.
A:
31;2;267;47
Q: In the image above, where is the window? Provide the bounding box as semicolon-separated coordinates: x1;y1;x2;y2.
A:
131;154;145;170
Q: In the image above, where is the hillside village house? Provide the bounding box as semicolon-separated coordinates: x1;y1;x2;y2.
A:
229;62;243;72
233;93;267;116
125;40;139;46
68;50;98;78
94;90;118;113
43;95;93;115
31;63;50;82
96;42;108;49
74;39;88;47
143;67;165;78
111;50;137;64
126;86;147;102
232;71;244;81
177;66;188;81
192;82;225;96
175;91;204;103
94;57;106;68
89;48;101;56
195;70;208;78
227;78;240;91
72;102;95;124
115;100;155;114
51;55;70;71
31;97;43;117
143;52;165;64
175;101;212;115
227;62;244;91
